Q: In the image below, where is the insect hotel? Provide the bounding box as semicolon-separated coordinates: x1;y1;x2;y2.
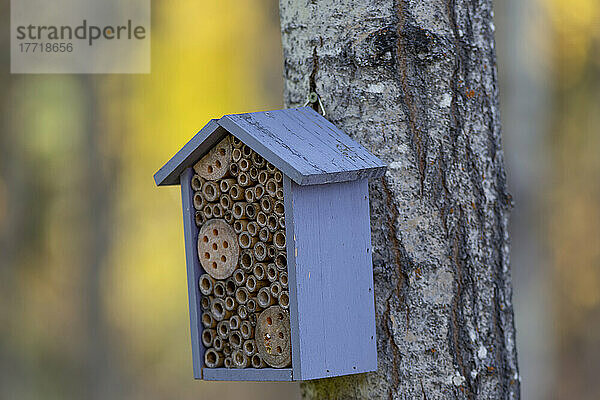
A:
154;107;386;381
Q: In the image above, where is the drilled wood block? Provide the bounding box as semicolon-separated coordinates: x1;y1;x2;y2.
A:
198;219;239;280
193;136;232;181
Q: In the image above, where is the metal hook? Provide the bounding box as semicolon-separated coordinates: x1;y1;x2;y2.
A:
302;91;326;117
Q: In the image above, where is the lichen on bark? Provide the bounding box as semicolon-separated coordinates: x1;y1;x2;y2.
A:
279;0;520;399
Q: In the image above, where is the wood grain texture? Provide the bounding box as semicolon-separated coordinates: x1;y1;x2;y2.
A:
288;178;377;380
202;368;293;381
219;108;386;185
155;108;387;188
180;168;205;379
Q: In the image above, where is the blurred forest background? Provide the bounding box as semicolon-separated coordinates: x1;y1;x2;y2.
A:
0;0;598;399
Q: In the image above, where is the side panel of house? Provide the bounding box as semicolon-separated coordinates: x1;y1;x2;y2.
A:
287;178;378;380
180;168;205;378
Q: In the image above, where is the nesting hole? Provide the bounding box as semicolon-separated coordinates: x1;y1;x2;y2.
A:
266;317;272;325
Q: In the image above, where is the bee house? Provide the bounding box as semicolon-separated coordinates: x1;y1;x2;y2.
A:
154;107;387;381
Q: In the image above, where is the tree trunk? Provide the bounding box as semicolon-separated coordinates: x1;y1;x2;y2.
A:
278;1;520;399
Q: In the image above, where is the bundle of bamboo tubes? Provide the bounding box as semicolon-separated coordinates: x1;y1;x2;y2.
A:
192;135;291;369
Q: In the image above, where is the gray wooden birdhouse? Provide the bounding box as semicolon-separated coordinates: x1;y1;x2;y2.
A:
154;107;387;381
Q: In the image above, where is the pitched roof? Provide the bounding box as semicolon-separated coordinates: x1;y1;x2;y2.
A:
154;107;387;186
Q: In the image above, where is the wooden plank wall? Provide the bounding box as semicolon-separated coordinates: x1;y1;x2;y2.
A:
288;178;378;380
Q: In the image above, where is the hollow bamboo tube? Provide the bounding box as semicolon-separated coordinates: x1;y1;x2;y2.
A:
247;222;259;237
270;282;282;299
219;194;232;211
202;312;216;329
265;179;277;197
202;328;216;347
217;320;230;340
224;356;233;368
241;321;254;340
253;263;266;281
274;170;283;183
193;192;206;211
199;274;214;295
260;196;273;213
256;212;267;228
249;167;259;182
246;298;258;314
253;184;265;201
266;264;278;282
267;245;277;259
258;227;271;243
202;181;221;202
253;241;268;261
225;278;236;296
239;232;258;249
258;170;269;185
213;281;226;298
211;298;232;321
232;269;246;287
229;315;241;331
267;215;279;232
233;219;249;234
230;331;243;349
279;291;290;310
249;312;258;326
257;287;275;308
220;178;236;193
245;203;258;219
278;216;285;229
201;296;211;311
232;147;242;163
191;174;204;191
251;152;265;168
229;162;239;177
273;230;286;250
212;203;224;218
204;349;224;368
251;354;266;368
224;210;234;225
244;187;255;203
232;202;247;219
239;250;254;272
275;252;287;271
231;135;243;148
224;296;236;312
245;275;268;293
235;287;249;305
229;184;244;200
203;204;213;219
213;336;224;351
195;210;206;227
243;339;256;357
233;350;249;368
223;343;233;357
266;162;277;173
238;158;250;172
237;172;251;187
276;188;284;200
274;200;285;216
237;305;248;320
279;272;288;289
241;144;253;159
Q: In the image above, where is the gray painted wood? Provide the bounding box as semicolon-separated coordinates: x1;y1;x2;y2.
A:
288;178;378;380
282;176;302;375
180;168;205;379
155;108;387;187
202;368;293;381
155;120;228;186
219;107;386;185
